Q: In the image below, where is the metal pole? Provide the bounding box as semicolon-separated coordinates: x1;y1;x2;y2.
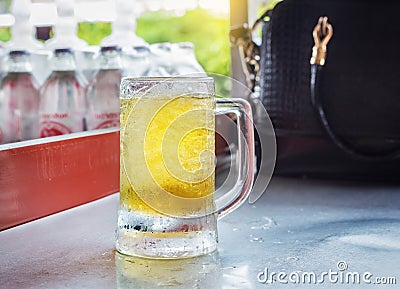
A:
230;0;249;99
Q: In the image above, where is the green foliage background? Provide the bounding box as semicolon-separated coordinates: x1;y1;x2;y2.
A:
1;9;230;76
137;10;230;76
0;27;10;42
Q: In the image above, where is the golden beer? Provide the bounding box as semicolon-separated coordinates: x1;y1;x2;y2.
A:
120;95;215;216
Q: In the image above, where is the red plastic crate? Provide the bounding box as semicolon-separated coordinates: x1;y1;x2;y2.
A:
0;128;120;230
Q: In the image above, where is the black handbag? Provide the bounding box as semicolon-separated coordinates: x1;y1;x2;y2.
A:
254;0;400;180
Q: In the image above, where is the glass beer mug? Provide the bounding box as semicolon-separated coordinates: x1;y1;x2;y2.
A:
117;77;254;258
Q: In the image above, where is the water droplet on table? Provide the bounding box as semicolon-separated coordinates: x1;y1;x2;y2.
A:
250;216;277;230
222;266;237;270
250;236;264;243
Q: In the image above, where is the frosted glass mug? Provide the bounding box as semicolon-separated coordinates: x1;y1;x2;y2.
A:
117;77;254;258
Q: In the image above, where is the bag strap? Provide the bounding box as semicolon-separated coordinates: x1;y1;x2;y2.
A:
310;17;400;161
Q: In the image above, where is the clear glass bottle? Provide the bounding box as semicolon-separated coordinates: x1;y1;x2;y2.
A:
7;0;44;51
122;45;150;77
86;46;122;130
0;50;40;143
147;43;174;76
172;42;206;76
45;0;98;85
39;48;87;137
5;0;51;87
101;0;147;48
45;0;88;51
147;42;206;77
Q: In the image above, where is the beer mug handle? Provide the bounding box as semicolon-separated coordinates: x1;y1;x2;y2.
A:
215;98;255;219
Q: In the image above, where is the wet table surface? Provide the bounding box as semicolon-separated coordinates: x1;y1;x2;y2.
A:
1;177;400;288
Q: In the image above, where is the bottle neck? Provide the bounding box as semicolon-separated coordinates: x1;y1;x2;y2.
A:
8;53;32;73
47;17;88;50
99;50;121;70
172;43;197;60
55;23;77;39
52;51;77;71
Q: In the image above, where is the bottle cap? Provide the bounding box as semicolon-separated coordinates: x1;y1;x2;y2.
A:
9;50;30;56
176;42;194;49
54;48;73;55
100;45;121;53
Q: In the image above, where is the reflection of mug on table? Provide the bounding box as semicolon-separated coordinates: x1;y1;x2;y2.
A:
115;251;222;288
117;77;254;258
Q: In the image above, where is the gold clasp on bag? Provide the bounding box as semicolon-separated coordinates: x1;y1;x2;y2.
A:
230;24;260;92
311;16;333;66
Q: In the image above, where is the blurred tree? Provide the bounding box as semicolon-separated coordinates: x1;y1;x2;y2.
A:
0;0;11;41
78;22;111;46
0;0;11;13
0;27;10;42
136;9;230;76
